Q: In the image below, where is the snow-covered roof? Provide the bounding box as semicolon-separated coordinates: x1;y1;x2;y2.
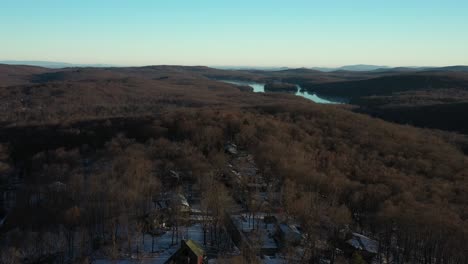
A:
279;224;301;235
184;239;204;257
225;143;238;155
171;193;189;207
346;233;378;254
48;181;66;192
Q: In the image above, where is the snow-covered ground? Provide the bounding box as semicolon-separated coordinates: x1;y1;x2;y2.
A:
93;222;238;263
231;213;279;252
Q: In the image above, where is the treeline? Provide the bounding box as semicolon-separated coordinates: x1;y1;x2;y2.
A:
0;75;467;262
0;117;233;262
300;73;468;99
356;101;468;135
2;104;468;262
156;105;468;263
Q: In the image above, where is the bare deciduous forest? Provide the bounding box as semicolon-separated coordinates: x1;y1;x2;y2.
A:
0;65;467;263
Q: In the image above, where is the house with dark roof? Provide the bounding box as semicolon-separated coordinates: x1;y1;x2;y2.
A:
166;239;206;264
277;223;302;246
155;193;191;212
224;142;238;155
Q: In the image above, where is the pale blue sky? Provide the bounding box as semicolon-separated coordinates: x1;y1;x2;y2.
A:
1;0;467;67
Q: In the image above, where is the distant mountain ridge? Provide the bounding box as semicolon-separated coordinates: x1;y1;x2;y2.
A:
338;64;390;71
312;65;468;72
2;61;468;73
0;60;116;69
310;64;388;72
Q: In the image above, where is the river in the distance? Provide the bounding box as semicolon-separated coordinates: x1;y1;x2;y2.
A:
219;80;344;104
220;80;265;93
294;85;344;104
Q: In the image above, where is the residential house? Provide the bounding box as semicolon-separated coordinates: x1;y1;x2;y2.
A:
166;239;206;264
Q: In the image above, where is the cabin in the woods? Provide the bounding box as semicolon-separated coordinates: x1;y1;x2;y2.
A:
277;223;302;246
166;239;205;264
343;232;378;261
224;142;238;155
155;193;191;212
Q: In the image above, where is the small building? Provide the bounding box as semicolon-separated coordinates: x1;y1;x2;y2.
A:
170;193;190;211
277;223;302;246
166;239;205;264
155;193;191;212
344;233;378;261
224;143;238;155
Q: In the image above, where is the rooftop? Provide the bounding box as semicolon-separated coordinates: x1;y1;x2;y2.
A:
184;239;204;257
346;233;378;254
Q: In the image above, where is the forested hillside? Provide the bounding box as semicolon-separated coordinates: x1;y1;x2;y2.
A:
0;65;467;263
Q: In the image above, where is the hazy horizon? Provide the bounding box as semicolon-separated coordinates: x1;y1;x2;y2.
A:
3;59;464;70
2;0;467;67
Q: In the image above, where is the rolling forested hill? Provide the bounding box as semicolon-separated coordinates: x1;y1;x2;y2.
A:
0;64;467;263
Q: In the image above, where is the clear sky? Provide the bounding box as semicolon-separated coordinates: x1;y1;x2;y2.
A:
1;0;467;67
